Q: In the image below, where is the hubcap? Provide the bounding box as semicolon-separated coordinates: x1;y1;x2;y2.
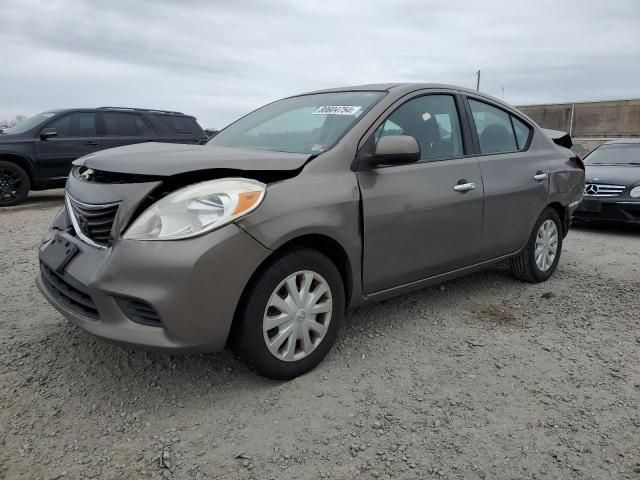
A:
263;270;333;362
534;219;558;272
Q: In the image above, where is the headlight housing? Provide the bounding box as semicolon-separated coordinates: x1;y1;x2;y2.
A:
123;178;266;241
630;186;640;198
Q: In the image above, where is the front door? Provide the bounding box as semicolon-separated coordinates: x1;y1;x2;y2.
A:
358;94;484;294
34;112;102;179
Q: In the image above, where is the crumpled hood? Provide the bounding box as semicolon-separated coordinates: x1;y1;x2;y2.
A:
74;142;311;176
585;164;640;186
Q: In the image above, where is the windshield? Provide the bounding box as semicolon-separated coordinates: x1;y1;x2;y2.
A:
585;144;640;165
208;92;384;154
1;112;58;134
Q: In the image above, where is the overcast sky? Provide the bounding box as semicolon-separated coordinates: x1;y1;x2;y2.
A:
2;0;639;128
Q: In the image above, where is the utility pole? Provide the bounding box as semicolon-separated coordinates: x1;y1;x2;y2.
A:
501;86;504;100
569;103;575;136
476;70;481;91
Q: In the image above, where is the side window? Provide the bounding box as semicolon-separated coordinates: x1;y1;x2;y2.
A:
468;99;518;154
156;115;203;136
512;116;531;150
47;113;97;138
103;113;151;136
374;95;464;161
374;119;403;143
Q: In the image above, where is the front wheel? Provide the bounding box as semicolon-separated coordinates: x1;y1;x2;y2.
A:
0;161;30;207
231;248;345;380
511;207;563;283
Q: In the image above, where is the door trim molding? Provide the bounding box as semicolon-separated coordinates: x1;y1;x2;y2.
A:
363;251;516;302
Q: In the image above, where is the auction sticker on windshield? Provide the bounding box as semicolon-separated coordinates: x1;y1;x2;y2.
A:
312;105;362;115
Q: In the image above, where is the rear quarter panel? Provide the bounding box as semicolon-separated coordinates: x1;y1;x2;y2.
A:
548;145;585;222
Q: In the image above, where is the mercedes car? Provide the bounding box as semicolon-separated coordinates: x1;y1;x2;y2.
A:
574;139;640;224
37;84;585;379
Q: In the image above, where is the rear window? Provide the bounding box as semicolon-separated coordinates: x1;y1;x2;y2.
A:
156;115;203;136
103;113;152;136
468;99;531;154
512;117;531;150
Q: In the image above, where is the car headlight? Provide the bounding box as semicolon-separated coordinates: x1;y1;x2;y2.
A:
630;186;640;198
123;178;266;241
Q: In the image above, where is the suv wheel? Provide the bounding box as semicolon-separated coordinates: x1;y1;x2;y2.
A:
511;207;563;283
231;248;344;380
0;161;30;207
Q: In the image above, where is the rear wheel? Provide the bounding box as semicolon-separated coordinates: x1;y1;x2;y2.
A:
511;207;563;283
231;248;344;380
0;161;30;207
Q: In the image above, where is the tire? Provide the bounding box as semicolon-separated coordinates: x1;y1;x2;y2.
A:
510;207;563;283
231;247;345;380
0;161;30;207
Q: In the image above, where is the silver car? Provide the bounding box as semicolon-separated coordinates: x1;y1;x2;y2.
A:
38;84;585;379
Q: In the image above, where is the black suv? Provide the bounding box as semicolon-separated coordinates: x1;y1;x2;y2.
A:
0;107;208;206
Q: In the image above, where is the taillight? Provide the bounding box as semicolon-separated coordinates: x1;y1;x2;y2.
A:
571;155;585;171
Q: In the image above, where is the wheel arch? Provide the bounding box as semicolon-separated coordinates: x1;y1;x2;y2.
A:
227;232;355;348
264;233;354;309
516;200;568;257
546;201;568;237
0;153;35;184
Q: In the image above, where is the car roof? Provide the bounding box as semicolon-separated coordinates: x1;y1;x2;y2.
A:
601;138;640;145
300;82;508;106
44;107;194;118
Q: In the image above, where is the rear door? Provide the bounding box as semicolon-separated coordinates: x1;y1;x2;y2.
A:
358;92;484;294
464;96;549;259
99;112;157;149
34;112;101;178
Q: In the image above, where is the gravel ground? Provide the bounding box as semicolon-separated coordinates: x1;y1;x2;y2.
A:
1;190;639;480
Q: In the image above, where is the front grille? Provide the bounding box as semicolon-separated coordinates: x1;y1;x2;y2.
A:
114;297;163;327
40;264;99;320
67;194;119;247
75;166;162;184
584;184;626;197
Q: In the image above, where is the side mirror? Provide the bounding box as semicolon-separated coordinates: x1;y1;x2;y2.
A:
40;128;58;140
367;135;421;168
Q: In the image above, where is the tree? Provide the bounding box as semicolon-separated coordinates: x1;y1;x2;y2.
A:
0;114;27;128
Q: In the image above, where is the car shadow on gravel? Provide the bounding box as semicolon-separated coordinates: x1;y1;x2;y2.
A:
340;267;518;333
35;267;519;406
572;221;640;237
0;189;65;212
28;322;272;407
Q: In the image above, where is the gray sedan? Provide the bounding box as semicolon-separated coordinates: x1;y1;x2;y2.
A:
37;84;585;379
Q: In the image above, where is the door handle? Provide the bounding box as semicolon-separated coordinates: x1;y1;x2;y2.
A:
85;141;98;146
534;172;548;181
453;182;476;193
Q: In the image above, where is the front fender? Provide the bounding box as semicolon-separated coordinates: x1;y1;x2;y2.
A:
236;170;364;306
